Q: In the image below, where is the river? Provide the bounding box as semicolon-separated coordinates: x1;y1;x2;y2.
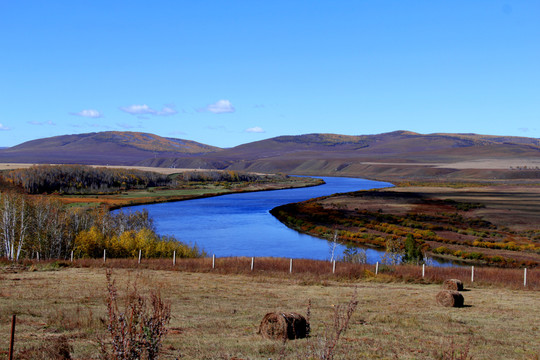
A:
124;176;452;265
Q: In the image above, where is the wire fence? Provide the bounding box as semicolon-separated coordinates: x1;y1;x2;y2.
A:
5;253;534;290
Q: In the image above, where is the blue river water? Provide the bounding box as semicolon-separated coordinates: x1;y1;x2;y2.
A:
124;177;452;265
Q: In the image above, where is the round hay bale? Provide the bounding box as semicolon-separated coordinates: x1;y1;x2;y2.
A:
443;279;464;291
258;312;309;341
436;290;464;307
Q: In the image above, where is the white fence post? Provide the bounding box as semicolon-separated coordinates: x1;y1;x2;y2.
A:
173;250;176;266
422;264;425;278
524;268;527;287
471;266;474;283
251;257;254;271
138;249;142;264
375;262;379;275
212;254;215;269
103;249;106;263
290;258;293;273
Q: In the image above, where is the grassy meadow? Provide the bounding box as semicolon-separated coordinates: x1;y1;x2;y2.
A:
0;261;538;359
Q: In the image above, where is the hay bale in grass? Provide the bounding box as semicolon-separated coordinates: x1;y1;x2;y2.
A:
258;312;309;341
443;279;464;291
436;290;464;307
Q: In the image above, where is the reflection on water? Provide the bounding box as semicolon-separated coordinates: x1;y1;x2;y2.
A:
123;177;455;266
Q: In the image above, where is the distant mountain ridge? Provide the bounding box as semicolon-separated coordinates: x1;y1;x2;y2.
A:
1;130;538;181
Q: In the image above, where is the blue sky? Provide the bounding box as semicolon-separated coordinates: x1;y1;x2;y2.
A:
1;1;538;148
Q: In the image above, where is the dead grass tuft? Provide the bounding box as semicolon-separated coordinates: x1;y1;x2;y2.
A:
16;336;72;360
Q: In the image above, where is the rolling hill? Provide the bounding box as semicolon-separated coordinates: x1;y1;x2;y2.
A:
138;131;540;181
0;131;222;165
1;130;539;181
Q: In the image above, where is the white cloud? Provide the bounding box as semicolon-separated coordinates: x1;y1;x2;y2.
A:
71;109;103;118
120;104;178;116
158;106;178;116
120;104;156;115
0;123;11;131
206;100;235;114
245;126;265;133
28;121;56;126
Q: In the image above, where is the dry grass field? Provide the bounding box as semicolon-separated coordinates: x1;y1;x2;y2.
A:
1;264;538;359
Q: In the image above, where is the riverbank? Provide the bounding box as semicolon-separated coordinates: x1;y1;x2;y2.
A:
0;265;537;359
61;175;325;210
0;164;324;210
271;183;540;268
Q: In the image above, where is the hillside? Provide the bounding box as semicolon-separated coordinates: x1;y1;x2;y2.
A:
139;131;540;182
1;130;539;181
0;131;221;165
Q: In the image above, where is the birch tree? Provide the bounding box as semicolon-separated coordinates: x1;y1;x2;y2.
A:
0;192;29;260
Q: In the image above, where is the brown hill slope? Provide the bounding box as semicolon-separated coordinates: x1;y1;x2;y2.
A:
139;131;540;181
0;131;222;165
1;130;539;181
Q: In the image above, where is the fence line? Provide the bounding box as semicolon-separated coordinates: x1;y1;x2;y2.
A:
4;255;535;289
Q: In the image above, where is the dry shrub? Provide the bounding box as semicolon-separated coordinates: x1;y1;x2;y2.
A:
258;312;310;341
436;290;464;308
443;279;464;291
16;336;72;360
308;289;359;360
100;270;171;360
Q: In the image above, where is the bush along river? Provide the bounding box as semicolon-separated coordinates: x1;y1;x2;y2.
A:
124;176;454;266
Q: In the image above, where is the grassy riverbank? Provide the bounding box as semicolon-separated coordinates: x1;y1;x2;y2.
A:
271;183;540;268
0;264;538;359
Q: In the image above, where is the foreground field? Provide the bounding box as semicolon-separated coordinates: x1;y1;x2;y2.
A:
0;265;538;359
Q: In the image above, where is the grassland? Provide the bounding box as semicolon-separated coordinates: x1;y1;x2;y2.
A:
0;263;538;360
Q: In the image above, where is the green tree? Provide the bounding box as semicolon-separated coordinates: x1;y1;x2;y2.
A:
403;234;423;264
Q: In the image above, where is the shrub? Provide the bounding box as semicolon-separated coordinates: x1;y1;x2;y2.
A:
100;270;171;360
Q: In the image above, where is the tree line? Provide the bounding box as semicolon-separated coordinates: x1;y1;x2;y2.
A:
0;191;203;261
174;170;288;183
2;165;172;194
1;165;289;195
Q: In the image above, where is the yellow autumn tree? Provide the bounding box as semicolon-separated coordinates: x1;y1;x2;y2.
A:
74;226;106;258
